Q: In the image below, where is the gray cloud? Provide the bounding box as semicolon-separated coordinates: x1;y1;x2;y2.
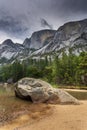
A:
0;16;28;35
62;0;87;13
41;18;53;29
0;0;87;43
50;0;87;14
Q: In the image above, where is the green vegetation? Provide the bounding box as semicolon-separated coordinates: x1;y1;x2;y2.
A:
0;51;87;87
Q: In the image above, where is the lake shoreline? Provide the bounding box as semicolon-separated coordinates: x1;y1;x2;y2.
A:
0;100;87;130
0;85;87;130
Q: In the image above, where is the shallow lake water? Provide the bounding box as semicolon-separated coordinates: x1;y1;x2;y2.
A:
66;90;87;100
0;85;87;100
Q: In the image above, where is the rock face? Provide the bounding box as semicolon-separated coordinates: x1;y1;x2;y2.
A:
32;19;87;56
15;78;79;104
29;29;56;49
0;19;87;64
23;30;56;50
23;38;31;48
0;39;34;64
0;30;56;64
0;39;25;63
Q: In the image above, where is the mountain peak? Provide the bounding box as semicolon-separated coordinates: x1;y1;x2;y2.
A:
23;38;31;48
30;29;56;49
2;39;14;47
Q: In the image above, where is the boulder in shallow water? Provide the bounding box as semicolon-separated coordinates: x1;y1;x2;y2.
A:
15;78;79;104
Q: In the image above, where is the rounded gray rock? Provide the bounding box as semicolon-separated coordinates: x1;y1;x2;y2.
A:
15;78;79;104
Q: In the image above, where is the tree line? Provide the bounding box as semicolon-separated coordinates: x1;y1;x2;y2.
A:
0;51;87;86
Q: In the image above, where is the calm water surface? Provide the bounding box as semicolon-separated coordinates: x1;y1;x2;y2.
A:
67;90;87;100
0;85;87;100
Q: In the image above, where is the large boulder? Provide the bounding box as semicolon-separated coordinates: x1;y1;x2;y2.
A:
15;78;79;104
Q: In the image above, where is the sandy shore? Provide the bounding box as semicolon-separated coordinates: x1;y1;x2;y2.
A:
0;100;87;130
64;88;87;92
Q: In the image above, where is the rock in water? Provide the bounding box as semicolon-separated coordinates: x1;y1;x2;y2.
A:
15;78;79;104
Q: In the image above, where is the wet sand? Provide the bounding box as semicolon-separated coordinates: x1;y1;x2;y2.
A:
0;101;87;130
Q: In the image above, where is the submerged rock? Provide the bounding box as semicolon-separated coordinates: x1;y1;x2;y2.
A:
15;78;79;104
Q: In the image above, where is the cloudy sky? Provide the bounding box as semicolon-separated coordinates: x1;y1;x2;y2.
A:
0;0;87;43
